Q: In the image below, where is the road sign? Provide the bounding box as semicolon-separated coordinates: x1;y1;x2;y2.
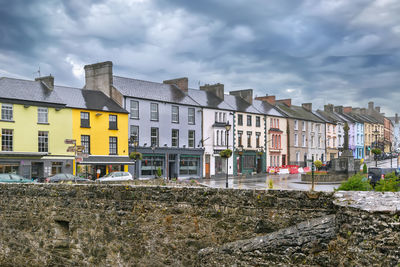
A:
76;145;85;152
67;146;76;152
65;139;76;144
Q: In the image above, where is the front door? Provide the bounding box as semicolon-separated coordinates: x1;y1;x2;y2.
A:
282;155;286;166
205;154;210;178
257;158;262;173
31;162;44;181
215;156;222;174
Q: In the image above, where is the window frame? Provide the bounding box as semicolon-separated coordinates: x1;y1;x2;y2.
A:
109;136;118;155
37;107;48;124
188;108;195;125
81;135;90;154
256;116;260;127
38;131;49;152
238;114;243;126
80;112;90;128
247;131;252;147
150;103;159;121
188;130;195;148
130;125;139;143
151;127;159;147
130;100;139;119
247;115;252;126
171;105;179;123
171;129;179;147
109;115;118;130
1;129;13;151
1;103;13;121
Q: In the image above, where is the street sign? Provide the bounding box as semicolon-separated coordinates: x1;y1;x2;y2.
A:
76;157;83;163
65;139;76;144
76;145;85;152
67;146;76;152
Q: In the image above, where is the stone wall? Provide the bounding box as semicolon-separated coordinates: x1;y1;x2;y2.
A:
0;184;399;266
0;184;334;266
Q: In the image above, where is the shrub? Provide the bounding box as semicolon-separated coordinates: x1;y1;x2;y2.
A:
220;149;232;158
375;172;400;192
363;163;367;174
314;160;323;170
129;152;143;160
156;167;162;177
337;173;372;191
371;148;382;155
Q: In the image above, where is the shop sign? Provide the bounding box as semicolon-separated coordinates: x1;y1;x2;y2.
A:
64;139;76;144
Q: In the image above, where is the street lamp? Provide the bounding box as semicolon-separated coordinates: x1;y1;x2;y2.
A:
225;121;231;188
133;140;138;179
151;143;156;178
373;129;380;167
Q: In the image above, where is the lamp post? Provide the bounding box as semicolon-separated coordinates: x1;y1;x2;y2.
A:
373;129;380;167
151;143;156;178
133;140;138;179
225;121;231;188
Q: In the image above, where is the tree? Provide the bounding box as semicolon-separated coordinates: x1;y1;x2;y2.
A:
314;160;323;170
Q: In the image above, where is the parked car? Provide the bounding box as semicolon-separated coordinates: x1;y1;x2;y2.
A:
367;167;400;187
0;173;32;183
45;173;92;183
98;172;133;182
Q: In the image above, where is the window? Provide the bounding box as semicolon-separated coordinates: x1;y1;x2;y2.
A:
243;155;255;169
80;112;90;128
1;129;13;151
38;107;48;124
151;128;159;147
109;115;117;130
221;130;224;146
150;103;159;121
215;112;218;122
238;131;243;146
272;134;275;148
318;136;321;148
302;134;306;147
247;131;252;147
296;152;300;162
311;123;314;132
1;104;13;121
130;100;139;119
270;118;273;128
294;133;298;147
223;113;226;123
256;132;261;148
216;130;219;146
277;119;279;129
51;162;62;175
130;125;139;143
188;130;195;148
294;120;298;130
109;136;117;155
188;108;195;124
179;156;200;175
81;135;90;154
311;136;314;147
278;135;281;148
238;114;243;126
302;121;306;131
172;106;179;123
172;129;179;147
247;115;252;126
38;131;48;152
256;116;260;127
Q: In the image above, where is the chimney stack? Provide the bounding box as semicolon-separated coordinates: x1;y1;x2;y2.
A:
353;108;360;114
35;75;54;91
302;103;312;112
360;108;367;115
163;77;188;92
255;95;276;105
334;106;344;113
375;106;381;113
276;99;292;107
343;106;352;113
84;61;113;97
396;113;399;124
324;104;334;113
229;89;253;104
368;101;374;110
200;83;224;99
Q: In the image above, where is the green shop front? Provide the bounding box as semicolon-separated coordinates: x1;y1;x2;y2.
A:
233;149;266;175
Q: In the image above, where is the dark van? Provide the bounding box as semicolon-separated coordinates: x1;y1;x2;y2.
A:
368;167;399;187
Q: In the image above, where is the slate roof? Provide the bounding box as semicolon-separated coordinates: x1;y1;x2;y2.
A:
252;99;286;117
276;103;324;122
187;89;233;110
113;76;199;106
54;86;128;113
315;110;343;124
223;94;260;114
0;77;65;106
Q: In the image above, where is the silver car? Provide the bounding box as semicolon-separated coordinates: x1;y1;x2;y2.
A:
98;172;133;182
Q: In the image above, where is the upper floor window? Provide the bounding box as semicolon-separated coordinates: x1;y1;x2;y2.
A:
247;115;252;126
223;113;226;123
80;112;90;128
277;119;279;129
238;131;243;147
109;115;117;130
130;100;139;119
294;120;298;130
302;121;306;131
1;129;13;151
172;129;179;147
302;134;306;147
256;116;261;127
256;132;260;148
81;135;90;154
1;104;13;121
150;103;159;121
188;130;195;148
247;131;252;147
151;127;159;147
38;107;48;124
109;136;117;155
130;125;139;143
38;131;48;152
188;108;195;125
172;106;179;123
294;133;298;147
238;114;243;126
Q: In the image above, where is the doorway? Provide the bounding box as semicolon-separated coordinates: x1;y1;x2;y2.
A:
257;158;262;173
205;154;210;178
31;162;44;181
168;154;176;179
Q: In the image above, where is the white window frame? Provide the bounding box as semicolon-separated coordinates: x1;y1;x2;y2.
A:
38;107;48;124
171;105;179;123
1;103;13;121
130;100;139;119
150;103;159;121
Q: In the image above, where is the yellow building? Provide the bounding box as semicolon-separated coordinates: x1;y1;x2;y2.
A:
0;76;75;179
55;85;130;177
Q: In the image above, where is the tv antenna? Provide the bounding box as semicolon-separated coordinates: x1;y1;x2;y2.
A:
33;66;41;78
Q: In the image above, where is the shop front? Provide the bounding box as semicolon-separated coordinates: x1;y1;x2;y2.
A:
77;155;132;180
234;150;265;175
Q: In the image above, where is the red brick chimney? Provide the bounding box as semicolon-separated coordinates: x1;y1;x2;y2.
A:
276;99;291;107
343;106;352;113
255;95;276;105
163;77;188;92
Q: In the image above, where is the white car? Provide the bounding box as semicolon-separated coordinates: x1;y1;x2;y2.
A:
98;172;133;182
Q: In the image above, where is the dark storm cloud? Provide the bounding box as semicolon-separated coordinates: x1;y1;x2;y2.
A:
0;0;399;114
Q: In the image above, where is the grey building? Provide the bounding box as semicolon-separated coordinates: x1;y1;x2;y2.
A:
84;62;204;179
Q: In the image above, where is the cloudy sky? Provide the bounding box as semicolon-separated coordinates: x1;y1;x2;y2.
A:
1;0;399;114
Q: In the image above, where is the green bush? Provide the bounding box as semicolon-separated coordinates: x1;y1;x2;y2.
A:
314;160;323;170
375;172;400;192
371;148;382;155
363;163;367;174
337;173;372;191
156;167;162;177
